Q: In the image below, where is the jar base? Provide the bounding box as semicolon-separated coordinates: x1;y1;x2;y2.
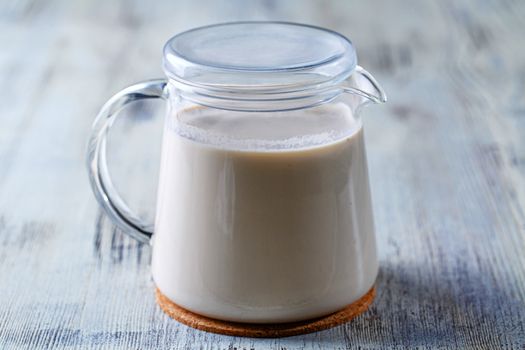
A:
155;286;375;338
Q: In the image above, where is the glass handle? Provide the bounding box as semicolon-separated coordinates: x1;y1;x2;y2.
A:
86;79;168;244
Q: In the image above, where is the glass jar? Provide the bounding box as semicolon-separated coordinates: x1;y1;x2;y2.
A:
87;22;386;324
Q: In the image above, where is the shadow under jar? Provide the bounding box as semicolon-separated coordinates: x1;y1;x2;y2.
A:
87;22;387;324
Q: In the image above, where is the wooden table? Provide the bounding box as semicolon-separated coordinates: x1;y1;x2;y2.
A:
1;0;524;348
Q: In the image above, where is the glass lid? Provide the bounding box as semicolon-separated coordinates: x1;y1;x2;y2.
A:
163;22;357;92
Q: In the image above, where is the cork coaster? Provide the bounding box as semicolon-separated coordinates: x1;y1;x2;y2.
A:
156;287;375;338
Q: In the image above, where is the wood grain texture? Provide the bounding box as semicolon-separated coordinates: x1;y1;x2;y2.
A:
0;0;524;349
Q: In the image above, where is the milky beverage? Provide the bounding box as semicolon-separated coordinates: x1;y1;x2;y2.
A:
151;103;378;323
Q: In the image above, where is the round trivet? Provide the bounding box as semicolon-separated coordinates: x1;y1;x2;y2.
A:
156;286;375;338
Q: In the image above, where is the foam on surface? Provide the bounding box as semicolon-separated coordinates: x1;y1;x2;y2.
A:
167;103;361;151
